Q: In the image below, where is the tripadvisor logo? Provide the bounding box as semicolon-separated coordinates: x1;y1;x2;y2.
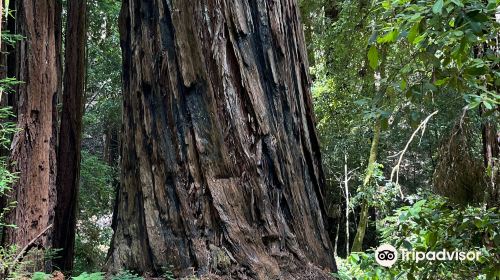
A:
375;244;398;267
375;244;482;267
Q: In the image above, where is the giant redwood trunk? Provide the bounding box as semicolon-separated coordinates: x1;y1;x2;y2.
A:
53;0;87;273
3;0;59;252
107;0;336;278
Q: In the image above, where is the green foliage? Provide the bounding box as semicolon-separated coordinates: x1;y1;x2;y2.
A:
110;271;143;280
351;163;401;215
334;194;500;279
0;245;19;279
303;0;495;238
85;0;122;129
0;77;19;280
164;271;175;280
161;265;178;280
71;271;144;280
375;0;500;111
73;151;115;274
368;45;379;70
381;195;500;278
74;0;122;275
72;272;105;280
31;272;51;280
0;78;23;94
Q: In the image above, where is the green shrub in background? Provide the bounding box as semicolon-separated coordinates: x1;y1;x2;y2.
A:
110;270;144;280
24;270;146;280
73;151;115;274
0;106;18;231
31;272;51;280
334;194;500;280
0;99;21;279
72;272;105;280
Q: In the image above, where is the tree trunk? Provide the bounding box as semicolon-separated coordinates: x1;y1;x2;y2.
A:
3;0;59;255
0;0;2;56
351;119;380;252
107;0;336;278
53;0;87;273
103;125;119;166
481;114;499;205
344;154;350;256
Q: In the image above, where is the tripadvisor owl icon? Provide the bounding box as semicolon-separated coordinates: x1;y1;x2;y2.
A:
375;244;398;267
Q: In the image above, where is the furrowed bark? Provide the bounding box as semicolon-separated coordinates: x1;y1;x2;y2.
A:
107;0;336;278
53;0;87;273
3;0;59;255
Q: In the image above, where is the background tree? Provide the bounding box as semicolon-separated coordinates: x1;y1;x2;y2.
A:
53;0;88;273
3;0;60;257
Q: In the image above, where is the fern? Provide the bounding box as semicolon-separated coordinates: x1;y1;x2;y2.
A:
72;272;105;280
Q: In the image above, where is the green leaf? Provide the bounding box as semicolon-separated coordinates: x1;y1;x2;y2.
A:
483;101;493;110
32;272;51;280
401;79;407;90
368;45;378;70
423;82;437;92
432;0;444;14
73;272;105;280
414;199;427;208
434;78;449;86
494;233;500;247
399;213;408;222
377;29;399;43
413;34;426;45
425;231;438;247
407;22;420;43
381;0;391;9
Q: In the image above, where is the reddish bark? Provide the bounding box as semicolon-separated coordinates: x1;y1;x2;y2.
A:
52;0;87;273
3;0;59;252
107;1;336;278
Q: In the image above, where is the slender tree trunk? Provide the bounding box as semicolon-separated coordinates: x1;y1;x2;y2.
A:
298;2;315;68
481;112;499;205
53;0;87;273
351;119;381;252
107;0;336;278
103;126;119;166
0;0;2;57
344;154;350;256
3;0;59;254
0;1;3;104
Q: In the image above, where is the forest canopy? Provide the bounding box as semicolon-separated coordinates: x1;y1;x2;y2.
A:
0;0;498;279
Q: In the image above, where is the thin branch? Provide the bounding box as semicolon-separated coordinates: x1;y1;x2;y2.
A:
390;110;439;199
7;224;53;274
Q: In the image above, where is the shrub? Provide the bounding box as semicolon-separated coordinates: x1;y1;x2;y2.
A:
334;194;500;279
72;272;105;280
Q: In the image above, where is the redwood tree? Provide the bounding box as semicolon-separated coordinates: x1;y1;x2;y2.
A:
3;0;59;251
107;0;336;278
53;0;87;273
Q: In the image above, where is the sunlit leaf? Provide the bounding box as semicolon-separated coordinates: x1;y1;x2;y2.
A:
432;0;444;14
368;45;378;70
